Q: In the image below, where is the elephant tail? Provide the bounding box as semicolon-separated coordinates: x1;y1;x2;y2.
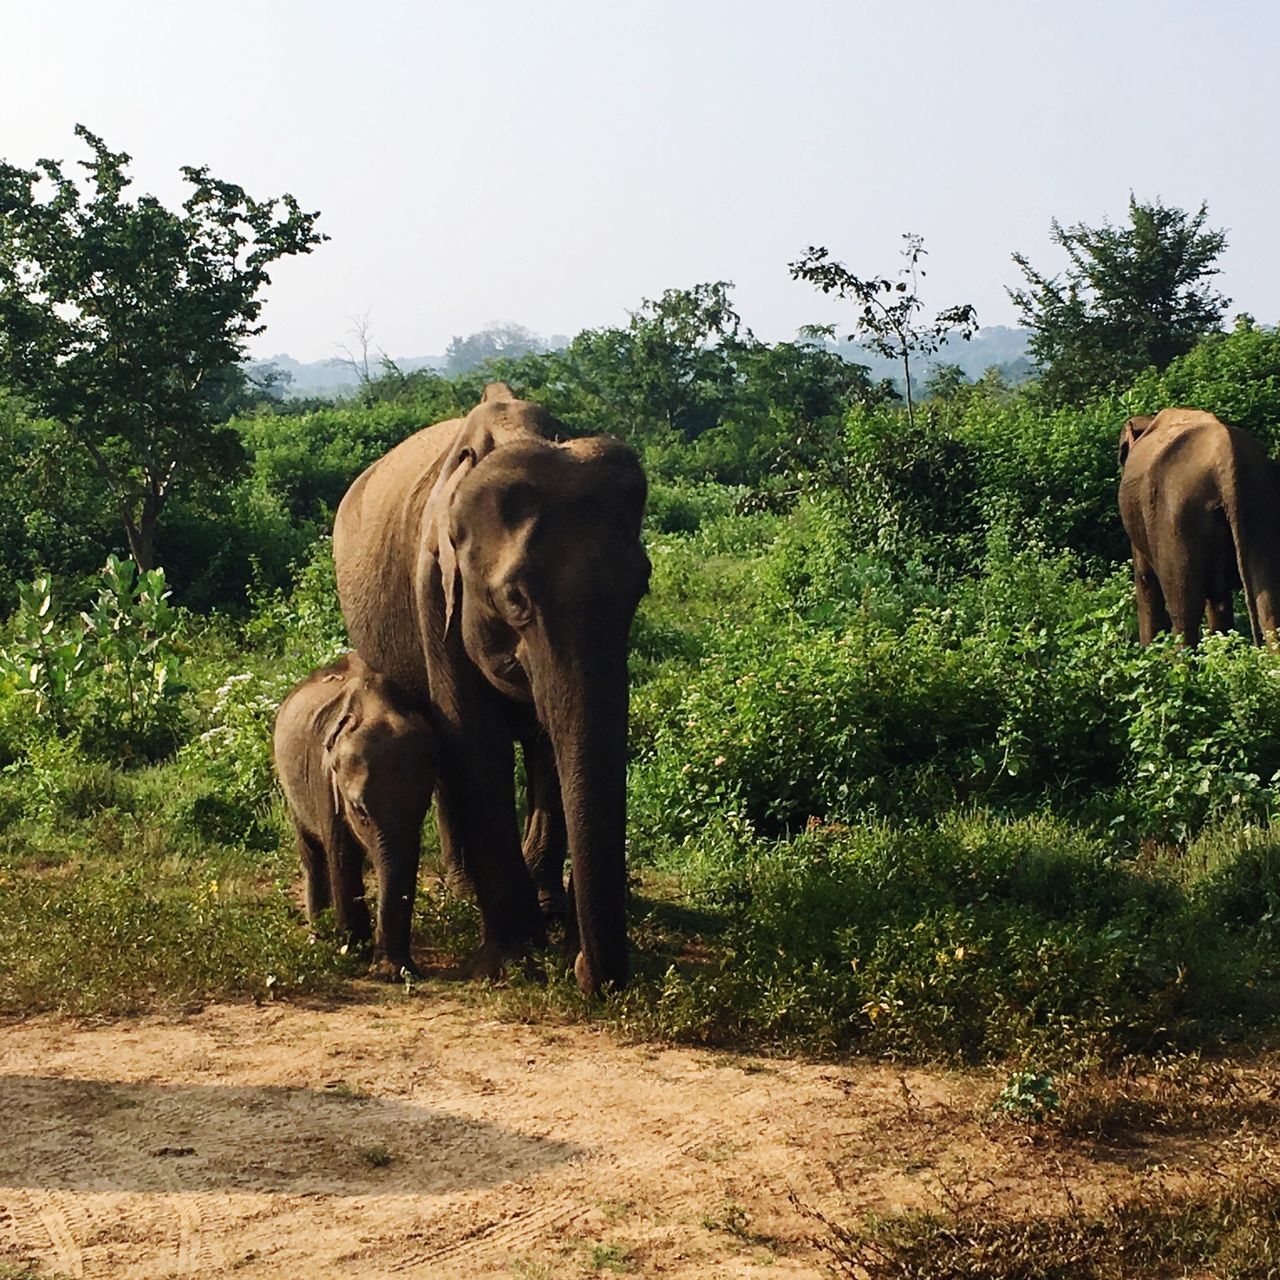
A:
1222;454;1274;645
1233;529;1264;645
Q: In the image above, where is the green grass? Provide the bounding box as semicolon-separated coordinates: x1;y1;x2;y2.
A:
2;756;1279;1070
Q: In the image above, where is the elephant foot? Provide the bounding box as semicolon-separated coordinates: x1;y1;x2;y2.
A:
460;939;513;983
370;955;422;982
537;885;569;922
336;910;373;952
460;931;549;983
574;950;593;997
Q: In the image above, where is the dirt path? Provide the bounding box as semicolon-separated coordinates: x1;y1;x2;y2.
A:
0;997;1227;1279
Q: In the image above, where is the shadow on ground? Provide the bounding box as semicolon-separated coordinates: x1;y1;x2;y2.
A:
0;1073;580;1196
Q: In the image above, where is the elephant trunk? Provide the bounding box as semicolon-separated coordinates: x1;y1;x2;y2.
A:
527;633;631;997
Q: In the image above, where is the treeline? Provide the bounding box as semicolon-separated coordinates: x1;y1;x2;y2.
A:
6;302;1277;618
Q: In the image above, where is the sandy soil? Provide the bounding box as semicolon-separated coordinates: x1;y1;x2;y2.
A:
0;996;1251;1279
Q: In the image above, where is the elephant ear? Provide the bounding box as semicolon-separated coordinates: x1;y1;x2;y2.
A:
322;689;361;815
1119;414;1156;465
423;422;498;635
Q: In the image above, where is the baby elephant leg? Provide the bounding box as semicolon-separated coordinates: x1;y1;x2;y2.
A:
370;839;422;980
298;830;331;922
327;822;372;947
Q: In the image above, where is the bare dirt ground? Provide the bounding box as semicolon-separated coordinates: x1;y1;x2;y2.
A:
0;996;1263;1279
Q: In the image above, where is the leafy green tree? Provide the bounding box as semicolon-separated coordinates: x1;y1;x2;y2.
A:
703;337;893;488
0;392;117;604
0;125;325;569
563;282;745;442
1009;196;1229;406
790;234;978;428
922;362;970;402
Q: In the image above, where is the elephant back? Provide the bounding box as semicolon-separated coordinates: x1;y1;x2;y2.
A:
334;421;460;694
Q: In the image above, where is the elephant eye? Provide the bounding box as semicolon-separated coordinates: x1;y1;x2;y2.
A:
496;582;534;627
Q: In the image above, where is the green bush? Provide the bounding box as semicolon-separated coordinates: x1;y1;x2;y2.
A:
173;667;294;850
1133;319;1280;446
0;558;185;761
621;813;1278;1062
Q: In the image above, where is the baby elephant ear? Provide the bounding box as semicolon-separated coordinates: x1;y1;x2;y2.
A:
322;690;360;814
1119;414;1155;465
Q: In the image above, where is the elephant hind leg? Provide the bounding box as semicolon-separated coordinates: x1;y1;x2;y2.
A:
1205;595;1235;636
1163;572;1208;647
434;785;476;900
1133;550;1170;644
521;733;568;920
1205;510;1238;637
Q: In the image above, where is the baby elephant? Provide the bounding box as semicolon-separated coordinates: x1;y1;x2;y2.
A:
274;652;437;979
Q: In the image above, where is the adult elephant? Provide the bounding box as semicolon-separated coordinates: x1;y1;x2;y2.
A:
1118;407;1280;645
333;383;650;995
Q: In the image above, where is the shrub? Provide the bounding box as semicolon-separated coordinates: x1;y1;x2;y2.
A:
173;668;294;850
621;813;1278;1062
0;558;184;761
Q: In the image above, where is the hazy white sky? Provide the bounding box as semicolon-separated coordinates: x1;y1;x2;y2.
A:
5;1;1277;362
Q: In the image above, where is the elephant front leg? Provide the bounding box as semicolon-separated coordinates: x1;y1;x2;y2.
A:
435;731;546;981
370;838;423;981
521;732;568;921
325;821;373;949
298;831;331;922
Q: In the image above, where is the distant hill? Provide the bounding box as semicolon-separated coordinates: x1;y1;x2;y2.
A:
247;351;446;399
835;324;1035;388
248;325;1034;401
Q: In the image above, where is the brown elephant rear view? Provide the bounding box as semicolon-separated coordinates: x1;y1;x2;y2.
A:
1118;407;1280;645
332;383;650;996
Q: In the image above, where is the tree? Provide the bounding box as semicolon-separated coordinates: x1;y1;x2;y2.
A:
789;234;977;428
1009;196;1229;406
565;282;746;442
443;322;547;376
0;125;325;568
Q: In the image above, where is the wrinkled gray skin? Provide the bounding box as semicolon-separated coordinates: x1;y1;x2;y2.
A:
273;652;437;979
332;383;649;996
1119;407;1280;646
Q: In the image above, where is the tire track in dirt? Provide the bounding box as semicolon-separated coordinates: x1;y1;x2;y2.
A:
174;1196;204;1275
390;1195;593;1271
0;1194;47;1273
1;1000;1109;1279
23;1189;85;1277
390;1091;747;1271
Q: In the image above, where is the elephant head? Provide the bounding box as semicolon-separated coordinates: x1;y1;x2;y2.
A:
321;679;436;859
423;392;650;995
1119;414;1156;465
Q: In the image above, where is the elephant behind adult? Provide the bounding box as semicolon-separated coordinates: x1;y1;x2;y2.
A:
1118;407;1280;645
273;651;436;979
332;383;649;996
